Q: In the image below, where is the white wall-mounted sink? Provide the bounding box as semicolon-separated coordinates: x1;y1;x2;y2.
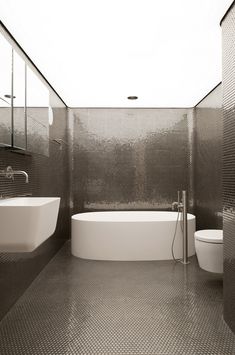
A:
0;197;60;252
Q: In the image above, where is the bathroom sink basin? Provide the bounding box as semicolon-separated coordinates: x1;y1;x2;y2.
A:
0;197;60;252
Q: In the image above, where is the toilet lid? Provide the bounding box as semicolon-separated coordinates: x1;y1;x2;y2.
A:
194;229;223;244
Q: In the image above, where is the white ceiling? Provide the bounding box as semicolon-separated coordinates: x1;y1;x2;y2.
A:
0;0;233;107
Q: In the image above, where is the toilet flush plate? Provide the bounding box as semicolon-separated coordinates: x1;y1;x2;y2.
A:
0;197;60;252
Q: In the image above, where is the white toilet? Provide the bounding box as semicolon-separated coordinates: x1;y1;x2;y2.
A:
194;229;223;274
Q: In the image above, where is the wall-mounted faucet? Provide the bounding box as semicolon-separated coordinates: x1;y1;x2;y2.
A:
0;166;29;183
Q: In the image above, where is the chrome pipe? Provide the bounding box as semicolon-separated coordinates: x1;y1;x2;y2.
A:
182;190;189;264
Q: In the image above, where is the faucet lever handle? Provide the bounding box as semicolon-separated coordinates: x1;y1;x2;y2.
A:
5;166;14;180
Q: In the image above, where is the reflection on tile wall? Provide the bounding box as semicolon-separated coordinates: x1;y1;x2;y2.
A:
0;107;11;146
27;107;49;156
70;108;193;213
0;106;50;155
14;108;27;150
0;106;70;321
194;85;223;230
222;3;235;334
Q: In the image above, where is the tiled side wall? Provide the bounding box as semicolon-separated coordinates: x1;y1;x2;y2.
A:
0;106;70;321
194;85;223;230
222;3;235;334
70;108;194;213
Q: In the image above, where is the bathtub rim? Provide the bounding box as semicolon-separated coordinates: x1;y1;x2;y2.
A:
72;211;195;223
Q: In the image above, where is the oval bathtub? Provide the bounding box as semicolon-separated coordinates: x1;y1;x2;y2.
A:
71;211;196;261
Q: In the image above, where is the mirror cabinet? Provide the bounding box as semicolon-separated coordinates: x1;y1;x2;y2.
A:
0;28;50;156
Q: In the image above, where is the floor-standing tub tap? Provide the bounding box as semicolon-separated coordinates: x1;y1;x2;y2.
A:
182;190;189;264
172;190;189;264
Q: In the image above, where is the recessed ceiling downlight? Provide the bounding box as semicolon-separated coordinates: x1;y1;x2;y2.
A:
127;96;138;100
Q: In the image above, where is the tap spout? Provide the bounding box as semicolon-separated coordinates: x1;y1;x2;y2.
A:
13;170;29;183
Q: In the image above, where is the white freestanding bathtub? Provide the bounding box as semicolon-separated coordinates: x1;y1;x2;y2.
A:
71;211;196;261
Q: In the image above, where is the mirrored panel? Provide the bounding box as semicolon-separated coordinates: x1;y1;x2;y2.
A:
0;31;12;146
0;24;50;156
13;50;26;149
26;66;49;156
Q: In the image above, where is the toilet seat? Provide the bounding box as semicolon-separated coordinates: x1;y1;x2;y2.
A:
195;229;223;244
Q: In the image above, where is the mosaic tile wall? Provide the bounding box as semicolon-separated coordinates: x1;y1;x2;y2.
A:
194;84;223;230
70;108;194;214
222;2;235;334
0;105;70;321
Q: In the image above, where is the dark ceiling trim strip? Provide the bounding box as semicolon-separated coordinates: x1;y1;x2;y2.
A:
194;82;222;107
0;20;67;107
220;0;235;26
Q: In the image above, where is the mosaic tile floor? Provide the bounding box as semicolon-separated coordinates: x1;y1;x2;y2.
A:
0;241;235;355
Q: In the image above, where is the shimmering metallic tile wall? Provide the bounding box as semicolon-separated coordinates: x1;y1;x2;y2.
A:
194;100;223;229
222;3;235;334
70;108;193;213
0;106;70;321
